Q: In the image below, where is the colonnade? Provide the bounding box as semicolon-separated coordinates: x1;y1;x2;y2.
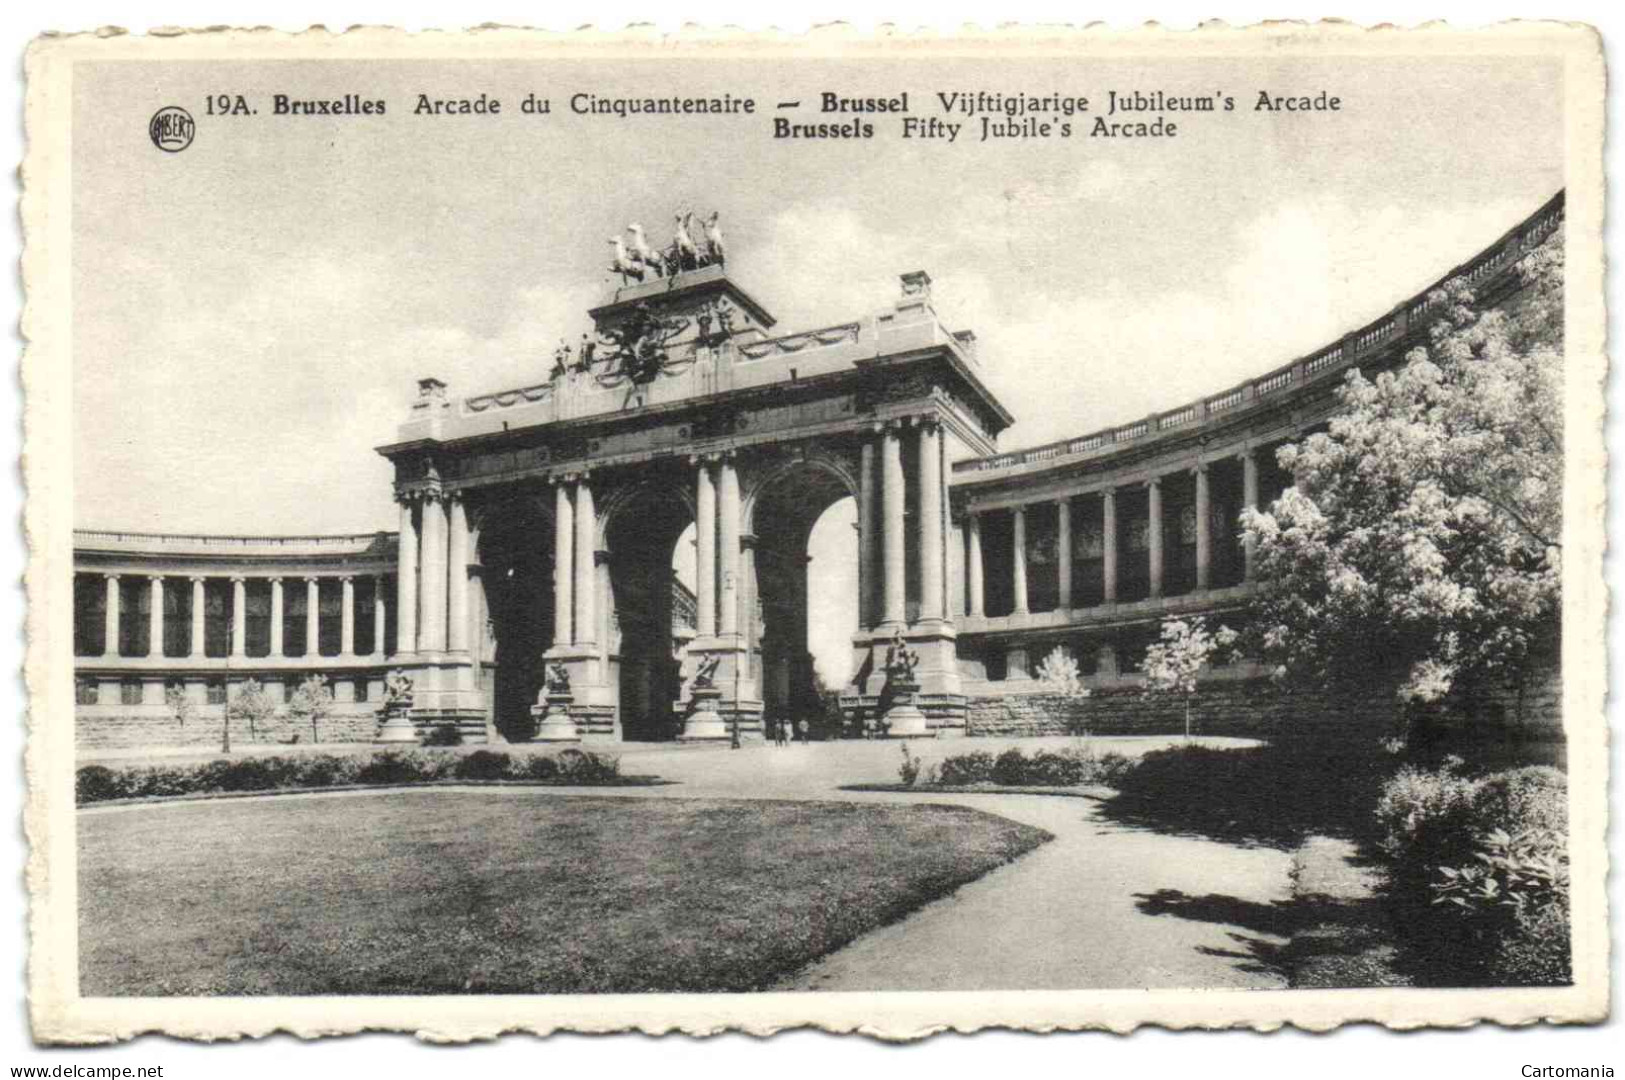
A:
963;448;1260;617
91;571;387;659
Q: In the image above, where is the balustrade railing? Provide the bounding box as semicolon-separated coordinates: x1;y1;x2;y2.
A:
1158;405;1197;430
75;530;389;550
952;191;1563;477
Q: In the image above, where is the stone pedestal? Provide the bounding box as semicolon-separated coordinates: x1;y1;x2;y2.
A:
374;701;419;744
681;686;729;740
531;691;581;742
843;624;966;735
673;640;761;741
542;644;616;740
882;678;929;737
391;655;488;742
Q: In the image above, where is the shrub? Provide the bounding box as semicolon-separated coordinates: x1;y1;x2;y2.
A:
195;756;304;793
1429;826;1571;986
1377;761;1572;986
929;747;1109;788
454;750;513;781
422;724;464;747
76;765;125;804
991;748;1029;786
1092;751;1137;787
1373;760;1483;867
553;749;621;783
292;754;363;788
522;755;560;781
936;750;994;786
354;750;451;786
897;742;921;787
132;766;195;799
1024;750;1088;786
1105;740;1397;846
1472;766;1567;837
1491;895;1572;986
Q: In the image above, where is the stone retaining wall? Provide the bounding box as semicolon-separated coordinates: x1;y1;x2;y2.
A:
76;709;382;751
965;663;1563;741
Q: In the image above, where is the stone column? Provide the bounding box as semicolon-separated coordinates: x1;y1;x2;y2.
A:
270;577;285;656
1057;497;1073;611
467;565;485;663
373;574;388;659
1148;477;1164;600
1194;463;1212;592
305;577;321;656
340;576;356;656
1103;489;1118;604
447;495;470;654
573;476;596;646
917;421;944;622
189;577;205;657
695;459;716;637
966;514;984;617
104;574;120;658
718;456;740;638
231;576;247;658
858;437;877;629
148;576;164;657
1242;449;1259;581
553;480;574;648
1011;506;1029;614
881;424;906;627
396;496;419;656
418;495;448;653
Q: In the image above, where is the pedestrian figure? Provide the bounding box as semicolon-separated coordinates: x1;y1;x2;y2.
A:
796;718;810;744
772;716;789;748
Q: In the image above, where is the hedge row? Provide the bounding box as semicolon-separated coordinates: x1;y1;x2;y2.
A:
908;745;1137;788
76;748;626;805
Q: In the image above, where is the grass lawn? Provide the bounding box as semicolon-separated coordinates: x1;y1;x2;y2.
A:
80;791;1050;995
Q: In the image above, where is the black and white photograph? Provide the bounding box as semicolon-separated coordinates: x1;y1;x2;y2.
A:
15;20;1609;1047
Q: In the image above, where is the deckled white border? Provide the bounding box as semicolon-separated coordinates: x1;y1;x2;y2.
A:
19;21;1610;1043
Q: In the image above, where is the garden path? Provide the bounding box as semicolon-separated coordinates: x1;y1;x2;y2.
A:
620;739;1293;991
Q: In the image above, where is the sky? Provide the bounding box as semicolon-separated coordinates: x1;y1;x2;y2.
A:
70;52;1565;679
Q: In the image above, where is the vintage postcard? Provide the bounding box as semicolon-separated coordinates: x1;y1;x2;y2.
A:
21;23;1608;1041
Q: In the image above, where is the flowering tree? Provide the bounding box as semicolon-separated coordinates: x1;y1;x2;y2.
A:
1036;644;1091;735
226;677;277;746
288;673;335;744
1036;644;1087;697
1242;234;1562;721
164;685;197;734
1141;617;1238;739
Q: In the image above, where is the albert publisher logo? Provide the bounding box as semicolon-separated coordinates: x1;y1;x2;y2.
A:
148;106;194;152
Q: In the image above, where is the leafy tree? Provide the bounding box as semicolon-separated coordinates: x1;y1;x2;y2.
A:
1141;617;1238;739
1242;234;1562;721
288;674;335;744
226;677;277;745
164;685;197;734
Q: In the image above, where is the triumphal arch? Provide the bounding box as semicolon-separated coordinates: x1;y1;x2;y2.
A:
375;228;1011;743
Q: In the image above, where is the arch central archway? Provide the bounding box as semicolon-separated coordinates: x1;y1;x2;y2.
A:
747;457;859;740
